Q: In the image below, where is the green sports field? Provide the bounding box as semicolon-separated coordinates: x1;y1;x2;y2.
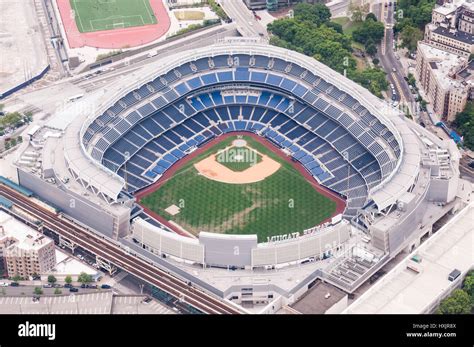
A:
70;0;157;33
140;136;337;242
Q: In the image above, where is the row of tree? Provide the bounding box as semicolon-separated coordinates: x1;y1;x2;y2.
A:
454;103;474;150
437;271;474;314
394;0;437;52
267;3;388;97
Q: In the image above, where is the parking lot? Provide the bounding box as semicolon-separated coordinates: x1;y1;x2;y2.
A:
0;291;113;314
112;296;175;314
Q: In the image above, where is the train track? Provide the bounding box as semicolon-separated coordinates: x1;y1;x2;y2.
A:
0;185;242;315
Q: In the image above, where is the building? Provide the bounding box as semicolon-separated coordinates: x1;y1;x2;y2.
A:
416;42;470;121
425;25;474;57
425;0;474;57
0;211;56;278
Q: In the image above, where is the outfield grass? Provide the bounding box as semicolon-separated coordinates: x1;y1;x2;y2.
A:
140;136;337;242
70;0;157;33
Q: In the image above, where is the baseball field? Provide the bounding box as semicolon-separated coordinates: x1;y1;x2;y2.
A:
70;0;157;33
139;135;340;242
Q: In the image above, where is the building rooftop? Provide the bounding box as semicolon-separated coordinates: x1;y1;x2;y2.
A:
0;211;53;251
418;42;468;90
433;26;474;44
343;202;474;314
290;280;346;314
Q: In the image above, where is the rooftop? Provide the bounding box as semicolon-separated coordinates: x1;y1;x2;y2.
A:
290;280;346;314
343;202;474;314
433;26;474;45
0;211;53;251
418;42;468;91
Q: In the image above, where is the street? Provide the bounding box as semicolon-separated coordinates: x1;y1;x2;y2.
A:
375;1;416;114
219;0;267;37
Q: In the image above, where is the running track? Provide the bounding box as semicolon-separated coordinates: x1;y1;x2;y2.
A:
57;0;170;49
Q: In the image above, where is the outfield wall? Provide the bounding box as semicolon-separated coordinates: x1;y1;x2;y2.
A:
131;218;351;268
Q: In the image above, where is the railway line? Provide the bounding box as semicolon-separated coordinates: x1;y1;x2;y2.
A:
0;184;242;315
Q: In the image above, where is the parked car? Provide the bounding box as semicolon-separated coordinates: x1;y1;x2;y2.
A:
10;282;19;287
0;282;8;287
43;284;52;288
69;287;79;293
64;283;73;288
448;269;461;282
101;284;111;289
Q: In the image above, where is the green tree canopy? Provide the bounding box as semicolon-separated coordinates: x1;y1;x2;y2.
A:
65;275;73;284
352;18;385;45
47;275;57;284
77;272;93;284
454;102;474;150
437;289;472;314
400;25;424;52
293;3;331;26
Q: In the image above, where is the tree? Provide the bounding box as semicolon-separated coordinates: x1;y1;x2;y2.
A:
372;58;380;65
54;288;62;295
454;102;474;150
65;275;72;285
34;287;43;295
462;271;474;305
47;275;57;285
12;275;21;282
365;39;377;56
326;21;343;34
366;13;378;22
437;289;472;314
400;25;424;52
293;3;331;26
349;1;370;22
77;272;93;285
407;73;417;87
352;18;385;44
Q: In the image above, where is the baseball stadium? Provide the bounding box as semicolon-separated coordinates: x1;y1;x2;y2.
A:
15;39;462;312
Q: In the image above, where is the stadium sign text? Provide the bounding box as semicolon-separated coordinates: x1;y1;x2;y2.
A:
266;232;300;243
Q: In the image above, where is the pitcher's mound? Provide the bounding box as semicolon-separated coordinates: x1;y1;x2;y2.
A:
194;145;281;184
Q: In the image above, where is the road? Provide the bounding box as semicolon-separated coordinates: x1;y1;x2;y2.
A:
219;0;267;37
375;2;416;113
0;184;243;314
2;24;239;114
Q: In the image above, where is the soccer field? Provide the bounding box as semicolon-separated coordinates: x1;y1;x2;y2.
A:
140;136;338;242
70;0;157;33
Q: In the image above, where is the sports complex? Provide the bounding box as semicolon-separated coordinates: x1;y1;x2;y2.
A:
14;39;464;312
57;0;170;48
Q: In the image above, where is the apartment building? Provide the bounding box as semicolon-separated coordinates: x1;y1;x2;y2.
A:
416;42;471;121
0;212;56;278
425;0;474;57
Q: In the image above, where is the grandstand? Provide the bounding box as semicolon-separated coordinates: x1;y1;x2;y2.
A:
80;43;404;219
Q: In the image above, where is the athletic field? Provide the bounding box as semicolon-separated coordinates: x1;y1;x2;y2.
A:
139;135;338;242
70;0;157;33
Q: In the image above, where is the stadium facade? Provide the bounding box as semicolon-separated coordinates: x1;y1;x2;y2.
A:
14;39;467;312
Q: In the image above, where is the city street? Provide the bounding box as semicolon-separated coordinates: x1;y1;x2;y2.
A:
375;2;416;114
